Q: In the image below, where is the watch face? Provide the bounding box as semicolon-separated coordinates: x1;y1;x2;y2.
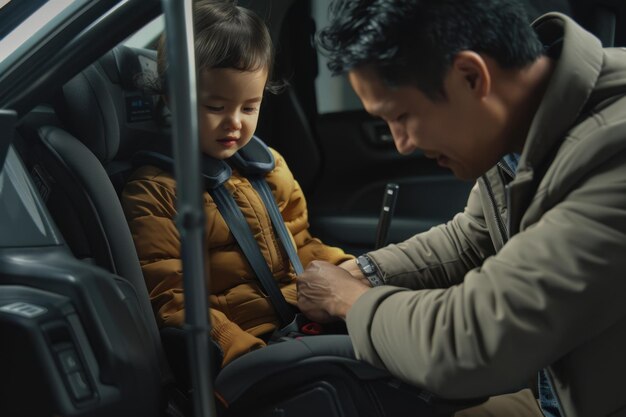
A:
358;256;375;275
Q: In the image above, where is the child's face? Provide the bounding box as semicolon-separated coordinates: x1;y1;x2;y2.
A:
197;67;268;159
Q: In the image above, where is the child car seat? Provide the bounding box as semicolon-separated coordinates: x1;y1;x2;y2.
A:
19;43;486;417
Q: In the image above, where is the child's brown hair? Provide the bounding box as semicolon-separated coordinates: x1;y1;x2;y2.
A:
157;0;281;94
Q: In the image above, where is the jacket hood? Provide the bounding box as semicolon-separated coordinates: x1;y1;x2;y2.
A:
502;13;626;236
520;13;603;174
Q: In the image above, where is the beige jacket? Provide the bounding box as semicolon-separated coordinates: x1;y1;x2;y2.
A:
347;14;626;417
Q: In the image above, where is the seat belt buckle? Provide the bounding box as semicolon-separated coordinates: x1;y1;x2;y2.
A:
300;321;323;335
269;313;323;342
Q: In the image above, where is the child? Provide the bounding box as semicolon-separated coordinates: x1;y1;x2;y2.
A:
121;0;352;367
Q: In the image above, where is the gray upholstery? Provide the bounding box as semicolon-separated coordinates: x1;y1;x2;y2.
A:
60;67;121;163
216;335;377;403
34;46;174;386
38;126;144;286
55;46;166;166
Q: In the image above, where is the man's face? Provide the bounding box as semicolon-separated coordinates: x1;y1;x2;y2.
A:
348;65;508;180
197;67;267;160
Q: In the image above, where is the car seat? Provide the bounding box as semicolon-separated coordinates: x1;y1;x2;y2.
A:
4;126;168;416
18;46;164;325
15;44;204;410
16;41;491;417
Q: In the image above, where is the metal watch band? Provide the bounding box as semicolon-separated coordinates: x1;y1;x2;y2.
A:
356;255;384;287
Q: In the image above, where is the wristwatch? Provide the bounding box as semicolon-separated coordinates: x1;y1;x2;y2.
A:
355;254;384;287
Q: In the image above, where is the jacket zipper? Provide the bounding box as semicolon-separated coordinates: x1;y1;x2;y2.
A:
497;162;516;238
482;174;509;244
497;161;515;178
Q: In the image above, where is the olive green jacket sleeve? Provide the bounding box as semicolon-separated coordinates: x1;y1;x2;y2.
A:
367;182;495;290
347;148;626;399
349;17;626;417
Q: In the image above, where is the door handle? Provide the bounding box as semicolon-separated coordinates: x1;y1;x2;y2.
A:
362;119;394;147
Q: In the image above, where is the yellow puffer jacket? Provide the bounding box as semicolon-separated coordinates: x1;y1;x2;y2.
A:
121;149;352;366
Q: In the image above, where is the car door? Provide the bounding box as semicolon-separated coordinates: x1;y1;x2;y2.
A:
0;2;170;416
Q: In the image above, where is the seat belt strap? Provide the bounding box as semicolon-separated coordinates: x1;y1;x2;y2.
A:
249;177;304;275
210;185;295;326
249;177;325;340
131;149;297;326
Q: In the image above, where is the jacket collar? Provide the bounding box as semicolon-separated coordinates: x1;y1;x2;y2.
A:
201;136;274;189
518;13;603;177
503;13;603;236
134;136;274;189
227;135;275;176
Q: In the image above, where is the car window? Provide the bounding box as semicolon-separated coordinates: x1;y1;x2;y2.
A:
309;0;585;114
0;0;46;40
0;147;61;248
123;15;164;49
312;0;363;114
0;0;82;66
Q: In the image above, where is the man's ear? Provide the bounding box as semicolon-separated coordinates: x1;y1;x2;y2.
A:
452;51;491;99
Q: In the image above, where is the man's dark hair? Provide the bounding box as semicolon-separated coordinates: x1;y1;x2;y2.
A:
318;0;544;99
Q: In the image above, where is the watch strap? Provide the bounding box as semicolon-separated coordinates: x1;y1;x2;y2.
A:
356;255;384;287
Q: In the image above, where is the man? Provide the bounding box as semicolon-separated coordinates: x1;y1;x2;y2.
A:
297;1;626;416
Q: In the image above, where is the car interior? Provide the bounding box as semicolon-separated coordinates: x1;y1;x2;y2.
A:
1;0;626;416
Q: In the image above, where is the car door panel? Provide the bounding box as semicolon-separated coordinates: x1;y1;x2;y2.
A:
308;111;473;255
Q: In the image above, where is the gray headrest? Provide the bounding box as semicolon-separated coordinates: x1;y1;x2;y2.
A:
56;45;161;163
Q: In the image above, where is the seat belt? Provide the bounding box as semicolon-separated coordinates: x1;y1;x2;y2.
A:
249;177;303;275
209;185;296;326
132;149;296;326
247;177;324;339
133;139;312;331
212;182;322;338
228;138;324;336
228;137;304;275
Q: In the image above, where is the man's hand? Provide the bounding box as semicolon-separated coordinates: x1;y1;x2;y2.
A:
297;260;370;322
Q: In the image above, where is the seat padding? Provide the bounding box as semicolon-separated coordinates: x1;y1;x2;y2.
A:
216;335;389;404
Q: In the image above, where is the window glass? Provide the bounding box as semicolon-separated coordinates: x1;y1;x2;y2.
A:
311;0;363;114
0;0;78;65
124;15;164;49
0;147;61;248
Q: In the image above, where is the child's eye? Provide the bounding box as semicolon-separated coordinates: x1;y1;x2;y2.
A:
204;105;223;111
243;107;258;114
